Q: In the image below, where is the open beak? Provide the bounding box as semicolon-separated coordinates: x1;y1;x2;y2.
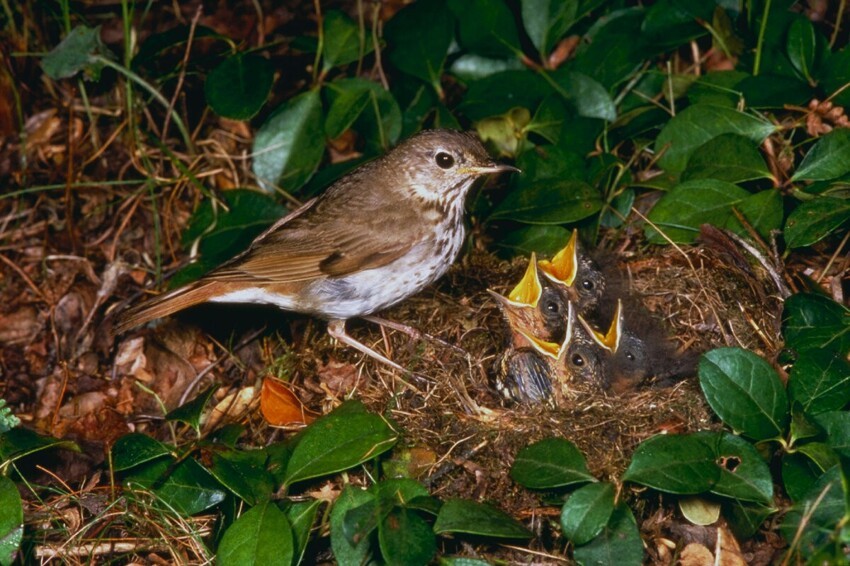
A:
580;300;622;352
517;329;561;360
539;229;578;287
507;254;542;306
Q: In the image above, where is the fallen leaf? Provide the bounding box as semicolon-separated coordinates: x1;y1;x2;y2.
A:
260;377;317;426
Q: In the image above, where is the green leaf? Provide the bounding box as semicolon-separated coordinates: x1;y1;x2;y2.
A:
205;53;274;120
447;0;521;58
496;225;575;257
0;428;79;465
252;89;325;193
325;78;402;152
780;466;844;561
678;496;720;526
641;0;713;47
785;197;850;248
786;17;816;83
0;476;23;566
323;10;372;71
331;486;374;566
385;0;453;91
514;143;586;185
521;0;578;58
792;129;850;181
783;294;850;355
209;449;275;506
560;482;616;545
788;350;850;416
644;179;750;244
125;457;227;515
449;54;526;82
550;69;617;121
732;188;784;240
572;503;643;566
491;180;603;224
378;507;436;566
111;433;173;471
699;348;789;441
218;501;294;566
819;47;850;106
0;400;19;433
622;433;719;494
510;437;595;489
285;499;322;565
724;500;776;540
283;402;398;486
41;25;111;81
681;133;773;183
782;452;826;503
710;433;774;505
814;411;850;459
458;71;552;122
433;499;531;538
655;104;776;173
132;25;225;69
571;8;650;90
526;95;570;144
165;385;218;431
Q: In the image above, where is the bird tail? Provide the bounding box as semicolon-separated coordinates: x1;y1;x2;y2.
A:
114;280;226;334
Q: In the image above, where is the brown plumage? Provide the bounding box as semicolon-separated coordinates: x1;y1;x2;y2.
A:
117;129;517;371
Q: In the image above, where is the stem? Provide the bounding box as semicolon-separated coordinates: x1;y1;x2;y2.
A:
753;0;772;76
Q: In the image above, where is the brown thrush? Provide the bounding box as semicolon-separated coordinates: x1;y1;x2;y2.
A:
116;129;517;371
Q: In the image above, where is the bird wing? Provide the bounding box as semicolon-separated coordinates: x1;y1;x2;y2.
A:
207;188;427;284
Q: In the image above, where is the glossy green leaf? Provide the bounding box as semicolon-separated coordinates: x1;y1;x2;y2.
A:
641;0;713;47
166;385;218;431
710;433;774;505
786;17;816;82
645;179;750;244
491;180;603;224
378;507;436;566
323;10;372;70
496;225;575;257
792;129;850;181
374;478;429;504
111;433;173;471
41;25;110;81
283;403;398;486
814;411;850;459
699;348;789;441
449;54;525;82
433;499;531;538
521;0;578;58
384;0;453;91
125;457;227;515
738;74;813;109
622;433;719;494
678;496;721;526
133;25;224;68
325;78;401;152
572;8;649;90
218;501;294;566
209;449;275;506
724;500;776;540
0;476;23;566
681;133;773;183
732;188;784;240
572;503;643;566
514;143;586;185
783;294;850;355
252;89;325;193
785;197;850;248
458;71;552;121
819;47;850;106
550;69;616;121
780;466;844;561
788;350;850;416
510;437;595;489
790;401;822;445
285;499;322;565
205;53;274;120
331;486;374;566
448;0;521;58
782;452;827;503
0;428;79;465
560;482;616;545
655;104;776;173
526;95;570;144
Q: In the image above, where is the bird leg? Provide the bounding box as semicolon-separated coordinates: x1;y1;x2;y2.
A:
361;315;468;355
327;319;411;374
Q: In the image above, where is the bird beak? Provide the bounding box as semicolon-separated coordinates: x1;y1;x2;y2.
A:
539;229;579;287
488;289;535;330
581;300;622;352
462;162;520;175
517;329;561;360
507;254;542;306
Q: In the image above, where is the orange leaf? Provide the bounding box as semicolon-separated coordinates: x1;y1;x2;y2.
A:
260;377;317;426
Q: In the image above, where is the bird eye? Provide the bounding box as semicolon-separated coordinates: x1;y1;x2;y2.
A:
581;279;594;291
435;152;455;169
571;354;585;367
544;299;560;314
625;352;635;361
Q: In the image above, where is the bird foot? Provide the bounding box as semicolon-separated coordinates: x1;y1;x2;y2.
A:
327;319;430;382
362;315;468;356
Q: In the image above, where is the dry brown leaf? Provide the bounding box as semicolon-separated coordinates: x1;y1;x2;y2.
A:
260;377;317;426
0;306;41;345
